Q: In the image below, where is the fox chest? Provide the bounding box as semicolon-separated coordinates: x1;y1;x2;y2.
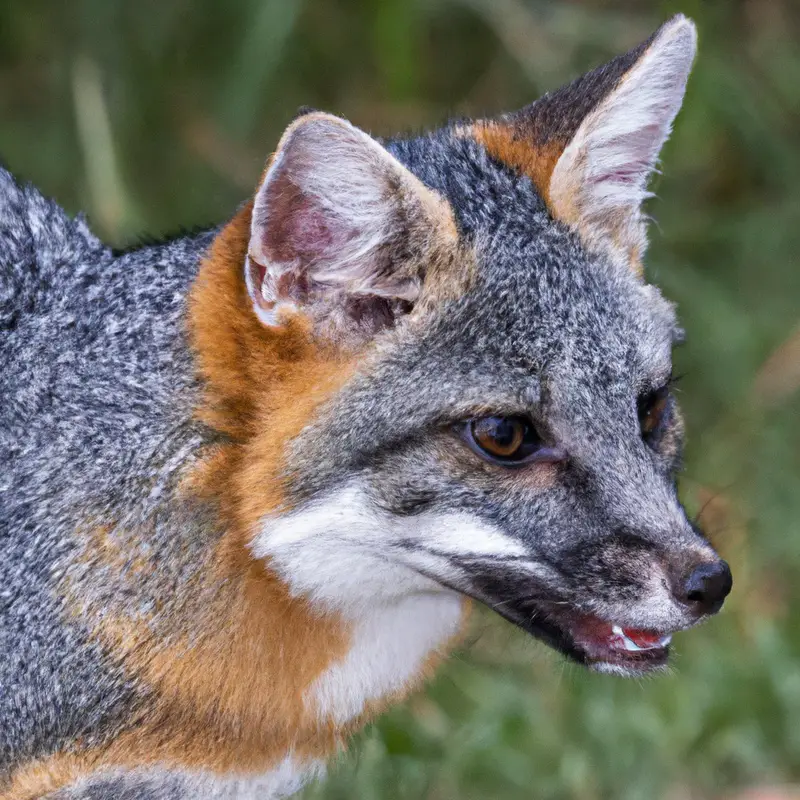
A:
303;593;466;726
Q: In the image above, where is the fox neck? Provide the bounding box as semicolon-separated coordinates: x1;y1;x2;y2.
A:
160;207;469;769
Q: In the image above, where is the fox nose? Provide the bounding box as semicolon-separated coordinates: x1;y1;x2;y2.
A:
680;560;732;615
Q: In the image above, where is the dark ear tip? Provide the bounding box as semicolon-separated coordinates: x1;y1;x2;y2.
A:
293;106;319;121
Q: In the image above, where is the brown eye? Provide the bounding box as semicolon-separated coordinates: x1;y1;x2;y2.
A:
472;417;526;457
638;386;670;440
464;416;564;466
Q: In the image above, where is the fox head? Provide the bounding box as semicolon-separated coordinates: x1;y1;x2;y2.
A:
193;15;731;676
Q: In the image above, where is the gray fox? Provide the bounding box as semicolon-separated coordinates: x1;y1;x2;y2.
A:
0;14;731;799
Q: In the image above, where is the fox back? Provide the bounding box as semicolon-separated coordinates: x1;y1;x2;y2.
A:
0;15;731;800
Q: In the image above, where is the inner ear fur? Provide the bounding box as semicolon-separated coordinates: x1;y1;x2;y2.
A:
246;112;459;346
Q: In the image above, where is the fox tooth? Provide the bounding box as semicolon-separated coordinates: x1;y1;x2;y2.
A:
611;624;645;652
612;625;672;651
620;632;644;652
622;636;644;652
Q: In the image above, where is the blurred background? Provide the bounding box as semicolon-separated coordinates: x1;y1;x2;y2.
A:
1;1;799;798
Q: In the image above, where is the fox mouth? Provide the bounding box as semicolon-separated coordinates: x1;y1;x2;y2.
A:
495;601;674;673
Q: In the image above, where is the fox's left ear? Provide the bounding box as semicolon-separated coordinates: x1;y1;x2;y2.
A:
246;112;457;345
472;15;697;273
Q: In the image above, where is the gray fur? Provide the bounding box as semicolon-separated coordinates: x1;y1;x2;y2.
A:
0;167;217;779
46;761;320;800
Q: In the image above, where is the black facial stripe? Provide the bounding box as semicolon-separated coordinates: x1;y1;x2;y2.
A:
450;567;579;658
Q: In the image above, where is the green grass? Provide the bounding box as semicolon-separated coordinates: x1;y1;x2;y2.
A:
1;1;799;797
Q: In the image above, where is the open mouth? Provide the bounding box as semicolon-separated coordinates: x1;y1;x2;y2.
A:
553;612;673;673
496;601;675;674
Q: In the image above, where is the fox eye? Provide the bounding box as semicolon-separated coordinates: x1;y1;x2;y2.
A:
638;385;670;441
465;416;563;466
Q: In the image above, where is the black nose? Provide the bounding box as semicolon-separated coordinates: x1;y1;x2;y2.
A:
681;560;732;615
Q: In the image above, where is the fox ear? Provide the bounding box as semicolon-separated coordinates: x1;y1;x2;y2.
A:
246;112;456;344
472;15;697;273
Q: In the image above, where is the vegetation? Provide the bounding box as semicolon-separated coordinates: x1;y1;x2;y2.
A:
1;1;798;797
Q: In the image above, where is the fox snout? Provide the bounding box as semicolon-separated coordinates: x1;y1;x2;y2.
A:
469;516;734;675
558;526;733;626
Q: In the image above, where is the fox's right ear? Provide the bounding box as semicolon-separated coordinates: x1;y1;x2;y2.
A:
471;15;697;273
246;112;457;345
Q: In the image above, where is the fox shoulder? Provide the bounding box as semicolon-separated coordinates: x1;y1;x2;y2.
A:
0;167;108;329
